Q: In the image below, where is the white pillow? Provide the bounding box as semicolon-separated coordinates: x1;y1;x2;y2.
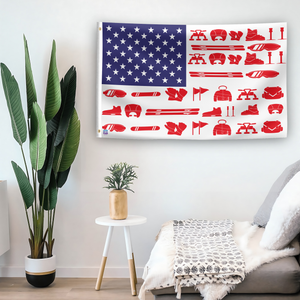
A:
260;171;300;250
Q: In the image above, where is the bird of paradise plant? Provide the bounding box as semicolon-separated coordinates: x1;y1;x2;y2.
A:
0;36;80;258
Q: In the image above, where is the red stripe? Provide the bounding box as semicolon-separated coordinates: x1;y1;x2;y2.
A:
146;108;199;112
146;112;199;116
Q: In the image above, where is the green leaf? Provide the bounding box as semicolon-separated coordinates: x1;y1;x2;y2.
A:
53;109;80;173
45;40;61;121
39;172;57;211
54;66;76;146
47;117;59;135
30;103;47;171
0;63;27;145
38;133;55;188
46;66;76;142
23;35;37;118
11;161;34;209
103;162;138;192
56;167;70;188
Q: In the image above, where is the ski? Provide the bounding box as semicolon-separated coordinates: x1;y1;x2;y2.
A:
191;45;245;51
131;92;161;97
146;108;199;116
131;126;160;131
189;72;243;78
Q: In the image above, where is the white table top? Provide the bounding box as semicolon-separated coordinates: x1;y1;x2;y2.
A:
95;215;147;227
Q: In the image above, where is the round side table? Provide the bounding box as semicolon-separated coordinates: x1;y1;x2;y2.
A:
95;215;147;295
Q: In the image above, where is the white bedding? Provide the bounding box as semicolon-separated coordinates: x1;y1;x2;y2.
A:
138;220;300;300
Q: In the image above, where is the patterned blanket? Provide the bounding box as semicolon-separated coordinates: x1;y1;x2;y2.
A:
173;219;245;288
139;221;300;300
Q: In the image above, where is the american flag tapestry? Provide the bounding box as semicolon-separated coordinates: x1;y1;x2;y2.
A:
97;22;287;140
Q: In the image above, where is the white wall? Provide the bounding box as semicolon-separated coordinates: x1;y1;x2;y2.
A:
0;0;300;278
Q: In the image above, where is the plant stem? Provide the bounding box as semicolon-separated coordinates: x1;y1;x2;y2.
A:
20;145;30;180
19;144;35;250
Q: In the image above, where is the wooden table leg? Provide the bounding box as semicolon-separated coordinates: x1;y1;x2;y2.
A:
95;256;107;290
95;226;114;291
124;226;137;296
132;252;137;284
127;227;137;284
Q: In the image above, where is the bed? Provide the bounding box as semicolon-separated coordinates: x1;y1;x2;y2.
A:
139;160;300;300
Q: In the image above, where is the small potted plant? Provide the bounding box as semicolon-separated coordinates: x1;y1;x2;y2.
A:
104;163;138;220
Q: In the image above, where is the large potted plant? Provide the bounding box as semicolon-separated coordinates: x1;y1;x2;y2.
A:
0;36;80;287
104;162;138;220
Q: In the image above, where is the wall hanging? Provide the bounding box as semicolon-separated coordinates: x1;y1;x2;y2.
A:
97;22;286;140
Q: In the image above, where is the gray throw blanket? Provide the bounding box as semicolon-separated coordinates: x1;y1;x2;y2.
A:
173;219;245;288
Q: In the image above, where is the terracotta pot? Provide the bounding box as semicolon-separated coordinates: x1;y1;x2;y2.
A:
25;254;56;287
109;189;128;220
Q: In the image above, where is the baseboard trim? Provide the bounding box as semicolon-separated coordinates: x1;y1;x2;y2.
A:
0;266;144;278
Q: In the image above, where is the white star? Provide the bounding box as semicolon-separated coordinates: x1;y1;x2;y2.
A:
141;33;147;39
113;44;119;50
162;77;168;83
106;63;112;68
120;51;126;57
113;57;119;62
134;27;140;32
106;75;111;81
134;64;140;70
120;26;126;32
148;52;154;58
169;34;175;39
162;52;168;58
155;58;161;64
176;65;182;71
162;27;168;33
148;77;154;83
149;40;154;45
177;40;182;46
120;39;126;44
141;70;147;76
106;38;112;44
141;46;147;51
155;46;161;52
177;78;182;83
113;69;119;75
169;71;175;77
156;33;161;39
134;39;140;45
134;77;140;82
141;58;147;64
127;57;133;63
148;27;154;33
120;64;126;69
113;32;119;38
170;46;175;52
162;65;168;71
177;53;182;58
148;65;154;70
128;33;133;38
162;40;168;46
127;45;133;51
155;71;161;76
120;76;126;82
106;25;112;31
106;50;112;56
169;59;175;64
134;52;140;57
177;28;182;33
127;70;133;75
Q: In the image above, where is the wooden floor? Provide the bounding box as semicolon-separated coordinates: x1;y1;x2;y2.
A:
0;278;154;300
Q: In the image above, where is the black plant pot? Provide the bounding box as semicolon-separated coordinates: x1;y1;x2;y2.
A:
25;254;56;288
